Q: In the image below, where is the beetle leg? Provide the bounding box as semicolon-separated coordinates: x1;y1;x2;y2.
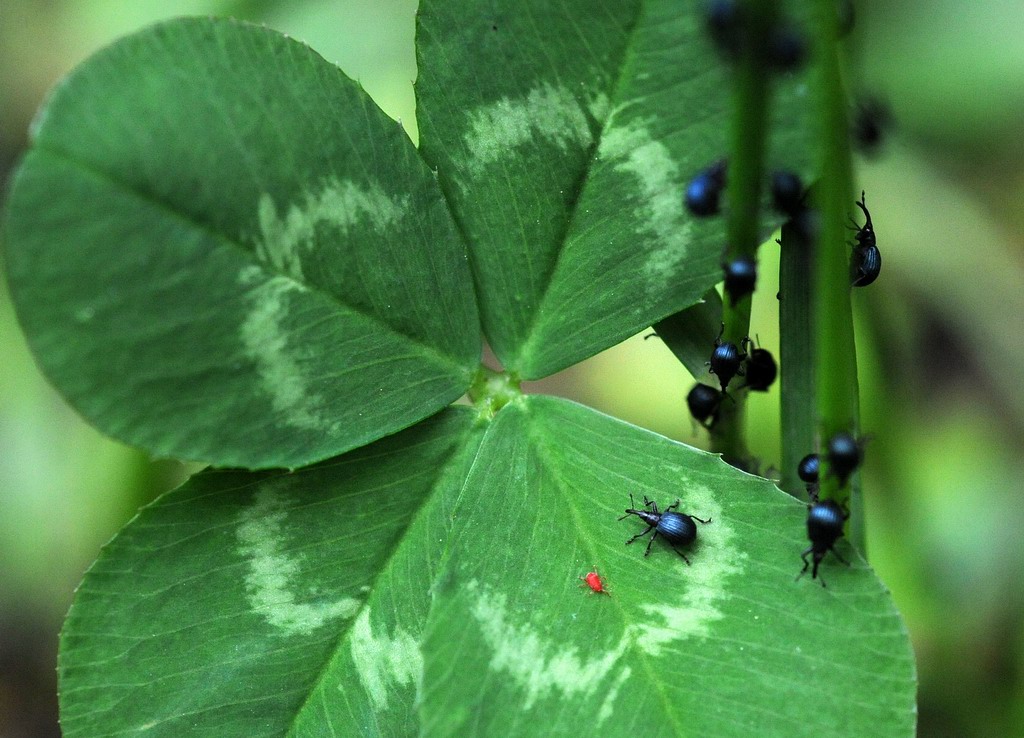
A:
690;515;712;524
665;499;680;513
674;547;692;566
625;525;654;546
643;529;660;556
831;547;850;567
811;556;827;587
796;547;812;581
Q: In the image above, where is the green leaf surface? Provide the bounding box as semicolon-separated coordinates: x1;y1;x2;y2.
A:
60;396;914;736
58;407;485;737
419;397;914;736
3;18;479;469
416;0;815;379
654;288;723;381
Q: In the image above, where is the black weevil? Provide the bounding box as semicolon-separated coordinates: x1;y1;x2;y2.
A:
852;242;881;287
742;339;777;392
687;383;723;428
798;497;849;587
851;96;892;155
767;24;807;71
826;431;863;487
707;324;746;393
685;160;728;217
619;494;711;564
850;191;881;287
770;170;805;217
704;0;743;57
797;453;820;485
852;191;876;249
723;255;757;306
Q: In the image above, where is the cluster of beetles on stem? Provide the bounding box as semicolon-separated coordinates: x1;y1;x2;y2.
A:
582;1;888;594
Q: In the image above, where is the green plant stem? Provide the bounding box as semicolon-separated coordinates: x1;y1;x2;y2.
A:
810;0;864;551
713;0;779;468
778;219;815;498
724;0;778;264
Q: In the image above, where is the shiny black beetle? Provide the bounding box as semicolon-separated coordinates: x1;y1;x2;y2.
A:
684;159;728;217
850;191;881;287
770;170;804;217
826;431;863;488
723;255;757;306
798;497;850;587
742;340;777;392
619;494;711;564
687;383;723;428
707;324;747;393
852;242;881;287
794;452;819;491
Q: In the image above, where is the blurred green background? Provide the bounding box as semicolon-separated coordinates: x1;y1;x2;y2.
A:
1;1;1022;736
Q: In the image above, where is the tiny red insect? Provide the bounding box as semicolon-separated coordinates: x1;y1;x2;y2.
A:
580;569;609;595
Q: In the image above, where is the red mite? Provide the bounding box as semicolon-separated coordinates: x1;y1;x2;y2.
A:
580;570;609;595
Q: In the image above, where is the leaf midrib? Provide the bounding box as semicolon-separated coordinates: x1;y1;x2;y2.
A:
281;413;486;738
524;396;688;737
29;143;474;379
413;2;646;376
510;2;647;373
